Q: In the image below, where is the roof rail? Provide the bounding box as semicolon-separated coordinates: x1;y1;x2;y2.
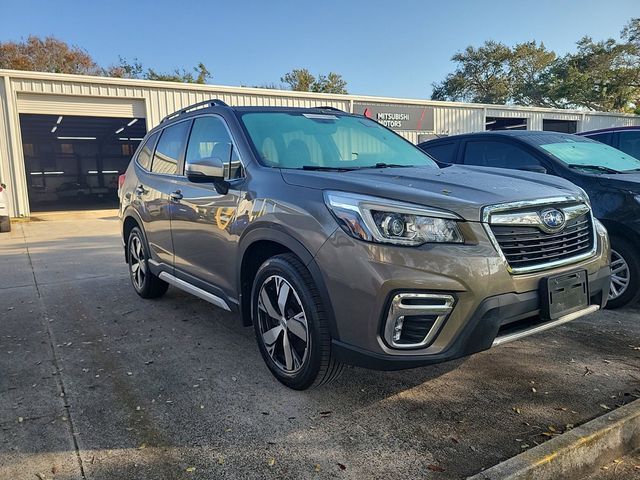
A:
160;99;229;124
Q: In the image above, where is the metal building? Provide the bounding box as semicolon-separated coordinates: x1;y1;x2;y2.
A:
1;68;639;217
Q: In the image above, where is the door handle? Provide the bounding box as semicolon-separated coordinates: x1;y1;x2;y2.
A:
134;184;147;196
169;190;183;202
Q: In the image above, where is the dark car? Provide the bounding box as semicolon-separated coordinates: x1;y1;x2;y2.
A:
419;131;640;308
578;126;640;160
119;102;609;389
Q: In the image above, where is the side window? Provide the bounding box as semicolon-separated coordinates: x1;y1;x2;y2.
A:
585;132;613;146
463;140;541;169
185;116;243;179
151;121;190;175
136;132;159;171
422;142;458;163
617;131;640;160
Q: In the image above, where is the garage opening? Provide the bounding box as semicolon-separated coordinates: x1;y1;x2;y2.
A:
543;119;577;134
485;117;528;131
19;114;146;212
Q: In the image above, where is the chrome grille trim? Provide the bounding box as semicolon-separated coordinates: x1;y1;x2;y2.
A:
482;196;597;274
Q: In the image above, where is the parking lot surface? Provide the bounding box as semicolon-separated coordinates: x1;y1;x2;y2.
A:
1;212;639;480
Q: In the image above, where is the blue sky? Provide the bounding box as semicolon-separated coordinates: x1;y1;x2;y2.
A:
0;0;637;98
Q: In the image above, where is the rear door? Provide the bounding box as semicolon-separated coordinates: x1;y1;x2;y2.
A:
136;120;191;267
170;115;245;297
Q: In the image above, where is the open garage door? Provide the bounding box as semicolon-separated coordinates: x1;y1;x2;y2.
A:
20;113;147;212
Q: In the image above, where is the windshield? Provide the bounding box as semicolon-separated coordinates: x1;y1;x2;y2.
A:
540;139;640;173
239;112;439;170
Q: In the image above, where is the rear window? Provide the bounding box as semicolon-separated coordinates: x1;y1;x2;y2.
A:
151;121;190;175
136;132;159;171
422;142;458;163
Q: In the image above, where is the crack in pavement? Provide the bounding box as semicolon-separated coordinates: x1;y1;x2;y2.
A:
20;223;87;480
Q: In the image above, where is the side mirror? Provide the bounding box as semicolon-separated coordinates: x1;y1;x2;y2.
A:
519;165;547;174
186;157;225;183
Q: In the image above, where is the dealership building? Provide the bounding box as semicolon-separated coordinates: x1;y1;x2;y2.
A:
1;68;639;218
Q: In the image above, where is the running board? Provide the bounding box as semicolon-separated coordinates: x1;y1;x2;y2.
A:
492;304;600;347
158;272;231;312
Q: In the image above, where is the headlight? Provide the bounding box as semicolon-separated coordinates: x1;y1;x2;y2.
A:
324;191;464;246
635;194;640;206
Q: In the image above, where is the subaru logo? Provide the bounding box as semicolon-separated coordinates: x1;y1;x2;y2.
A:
540;208;566;231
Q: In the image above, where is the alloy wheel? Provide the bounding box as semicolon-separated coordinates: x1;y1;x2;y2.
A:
609;249;630;301
257;275;309;374
129;235;147;290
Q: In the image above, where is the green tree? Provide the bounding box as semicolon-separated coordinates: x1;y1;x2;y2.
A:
0;36;100;75
508;42;557;107
281;68;316;91
432;18;640;113
108;58;212;84
281;68;348;94
431;41;512;104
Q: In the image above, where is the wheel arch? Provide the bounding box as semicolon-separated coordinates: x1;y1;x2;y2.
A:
237;227;338;337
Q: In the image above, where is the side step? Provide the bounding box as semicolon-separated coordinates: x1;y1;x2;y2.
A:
158;272;231;311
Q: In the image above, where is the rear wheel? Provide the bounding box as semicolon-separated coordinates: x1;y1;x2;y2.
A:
251;253;343;390
127;227;168;299
606;236;640;309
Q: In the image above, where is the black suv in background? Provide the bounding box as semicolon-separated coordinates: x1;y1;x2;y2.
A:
579;126;640;160
419;131;640;308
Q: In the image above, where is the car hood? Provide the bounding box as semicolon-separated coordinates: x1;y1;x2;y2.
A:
281;165;583;221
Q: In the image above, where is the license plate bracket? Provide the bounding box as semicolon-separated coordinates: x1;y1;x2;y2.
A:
540;270;589;320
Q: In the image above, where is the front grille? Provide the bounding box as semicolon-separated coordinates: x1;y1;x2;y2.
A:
490;212;594;269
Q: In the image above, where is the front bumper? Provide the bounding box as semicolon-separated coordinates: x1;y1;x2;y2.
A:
314;221;610;370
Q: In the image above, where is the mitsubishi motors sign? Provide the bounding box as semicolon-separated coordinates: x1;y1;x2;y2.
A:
353;102;435;132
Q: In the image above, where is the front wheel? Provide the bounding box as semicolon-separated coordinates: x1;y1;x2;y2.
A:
251;254;343;390
606;236;640;309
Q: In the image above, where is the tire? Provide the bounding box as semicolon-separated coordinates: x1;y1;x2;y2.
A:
606;235;640;309
0;217;10;233
251;253;343;390
127;226;168;299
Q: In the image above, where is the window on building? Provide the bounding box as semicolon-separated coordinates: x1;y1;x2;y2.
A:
463;140;542;169
485;117;528;131
151;122;190;175
543;119;578;134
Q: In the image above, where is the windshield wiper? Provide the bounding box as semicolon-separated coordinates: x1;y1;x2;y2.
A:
568;164;621;174
352;163;415;170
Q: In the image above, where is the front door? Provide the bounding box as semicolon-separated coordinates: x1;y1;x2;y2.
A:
170;115;245;297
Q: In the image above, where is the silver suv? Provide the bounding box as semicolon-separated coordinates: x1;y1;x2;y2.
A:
119;101;611;389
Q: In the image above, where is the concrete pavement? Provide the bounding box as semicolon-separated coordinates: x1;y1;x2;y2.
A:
1;212;639;479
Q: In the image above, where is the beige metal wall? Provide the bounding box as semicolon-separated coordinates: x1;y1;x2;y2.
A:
1;69;639;217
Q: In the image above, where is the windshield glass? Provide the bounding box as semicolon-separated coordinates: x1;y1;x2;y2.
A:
239;112;439;170
540;139;640;173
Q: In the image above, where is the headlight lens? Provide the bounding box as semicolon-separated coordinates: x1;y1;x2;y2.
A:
324;191;464;245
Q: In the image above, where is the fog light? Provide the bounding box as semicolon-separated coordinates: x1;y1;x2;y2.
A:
392;316;405;342
384;293;455;349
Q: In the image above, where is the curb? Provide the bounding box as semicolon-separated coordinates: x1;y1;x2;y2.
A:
468;398;640;480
